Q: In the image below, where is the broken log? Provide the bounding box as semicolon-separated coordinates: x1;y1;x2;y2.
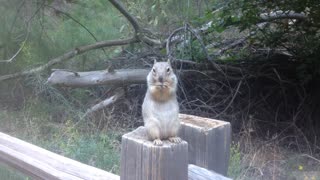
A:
47;69;149;87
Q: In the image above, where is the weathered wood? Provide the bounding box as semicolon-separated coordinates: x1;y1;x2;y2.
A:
0;144;81;180
120;126;188;180
47;69;150;87
188;164;232;180
0;132;119;180
179;114;231;176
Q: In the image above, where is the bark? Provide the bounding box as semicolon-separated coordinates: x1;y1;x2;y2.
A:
46;65;243;88
47;69;150;87
259;11;307;22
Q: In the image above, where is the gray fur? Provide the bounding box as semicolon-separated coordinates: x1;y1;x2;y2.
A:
142;61;180;145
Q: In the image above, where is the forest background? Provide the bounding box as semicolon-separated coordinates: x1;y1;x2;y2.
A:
0;0;320;179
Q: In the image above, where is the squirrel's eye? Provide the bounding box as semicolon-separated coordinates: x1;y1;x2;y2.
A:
166;67;170;72
152;68;156;73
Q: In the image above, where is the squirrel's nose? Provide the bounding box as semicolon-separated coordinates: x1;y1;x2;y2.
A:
159;76;163;83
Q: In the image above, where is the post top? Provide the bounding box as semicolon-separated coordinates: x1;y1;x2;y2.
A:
122;126;187;148
179;114;229;130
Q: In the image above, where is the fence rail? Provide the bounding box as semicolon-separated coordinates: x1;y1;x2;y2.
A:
0;132;119;180
0;114;231;180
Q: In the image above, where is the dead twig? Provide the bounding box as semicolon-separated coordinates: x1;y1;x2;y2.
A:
0;15;30;63
301;154;320;164
214;80;243;118
83;88;124;118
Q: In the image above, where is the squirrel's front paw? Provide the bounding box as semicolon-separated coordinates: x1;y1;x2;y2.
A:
153;139;163;146
169;137;182;143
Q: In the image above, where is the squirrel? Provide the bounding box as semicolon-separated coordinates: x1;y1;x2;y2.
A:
142;59;181;146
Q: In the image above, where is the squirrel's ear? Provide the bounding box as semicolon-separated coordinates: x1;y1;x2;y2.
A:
153;58;157;64
167;58;171;66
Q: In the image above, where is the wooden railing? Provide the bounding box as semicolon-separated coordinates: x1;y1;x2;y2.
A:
0;114;231;180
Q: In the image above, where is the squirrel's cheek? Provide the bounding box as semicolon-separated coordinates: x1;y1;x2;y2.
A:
150;86;155;91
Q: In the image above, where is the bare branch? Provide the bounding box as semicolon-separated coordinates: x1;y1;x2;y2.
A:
108;0;161;45
0;35;28;63
214;80;243;118
83;88;124;118
0;37;138;82
166;24;225;73
166;26;185;58
260;11;307;22
108;0;140;33
44;4;101;44
166;24;211;61
139;35;162;45
216;36;249;55
0;15;30;63
76;37;138;52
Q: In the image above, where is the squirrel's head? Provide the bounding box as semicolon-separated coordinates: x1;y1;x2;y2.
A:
148;59;176;87
147;59;177;101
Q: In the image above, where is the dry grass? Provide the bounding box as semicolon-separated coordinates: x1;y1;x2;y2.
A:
229;117;320;180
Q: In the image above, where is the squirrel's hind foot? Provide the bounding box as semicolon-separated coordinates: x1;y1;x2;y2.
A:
153;139;163;146
169;137;182;144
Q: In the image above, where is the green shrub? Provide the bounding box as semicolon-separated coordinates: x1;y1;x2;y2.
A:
228;143;242;179
0;164;30;180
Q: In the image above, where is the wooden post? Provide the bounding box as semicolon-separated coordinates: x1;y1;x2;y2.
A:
120;126;188;180
178;114;231;176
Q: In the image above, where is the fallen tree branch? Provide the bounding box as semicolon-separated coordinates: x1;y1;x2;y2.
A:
0;0;160;82
47;69;149;87
0;37;138;82
46;66;243;88
83;88;124;118
260;11;307;22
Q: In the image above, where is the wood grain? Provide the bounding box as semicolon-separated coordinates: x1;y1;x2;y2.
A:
0;132;119;180
120;126;188;180
179;114;231;176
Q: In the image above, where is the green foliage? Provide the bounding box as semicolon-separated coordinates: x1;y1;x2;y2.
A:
204;0;320;82
0;0;128;76
124;0;215;29
53;121;120;174
0;164;30;180
228;143;243;179
0;98;121;174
